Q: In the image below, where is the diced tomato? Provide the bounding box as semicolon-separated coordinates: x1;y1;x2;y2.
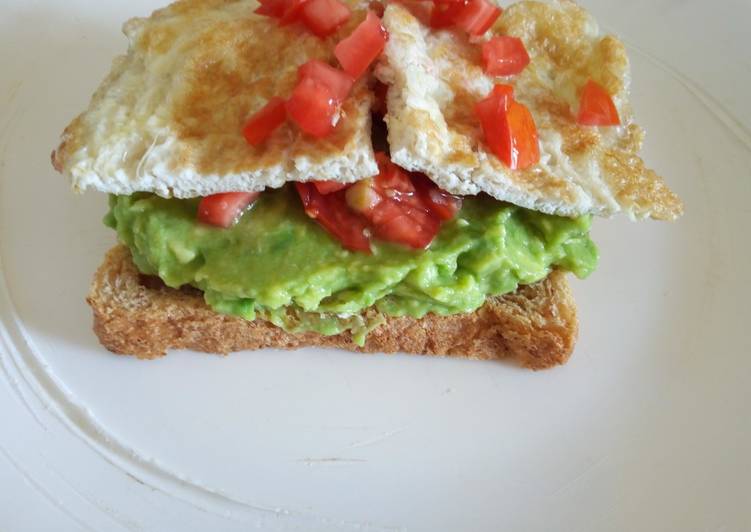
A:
280;0;309;25
577;79;620;126
197;192;260;228
494;100;539;169
299;154;458;250
475;84;514;154
481;36;530;76
373;152;414;193
298;60;354;103
242;97;287;146
365;153;443;249
286;76;338;137
430;1;466;29
425;187;462;220
372;205;440;248
476;87;539;169
295;183;371;252
475;84;514;116
313;180;349;194
300;0;351;37
255;0;287;18
334;11;388;79
454;0;501;35
412;174;462;221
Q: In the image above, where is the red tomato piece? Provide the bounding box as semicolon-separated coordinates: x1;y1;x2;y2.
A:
369;200;441;249
255;0;287;18
430;1;466;29
197;192;260;228
577;79;620;126
286;76;338;138
334;11;388;79
313;180;350;194
295;183;371;252
475;84;514;115
425;187;462;220
475;84;514;155
454;0;502;36
374;152;415;193
242;97;287;146
364;153;442;249
412;174;462;221
280;0;309;25
481;36;530;76
300;0;351;37
501;101;540;170
476;88;539;169
298;60;354;103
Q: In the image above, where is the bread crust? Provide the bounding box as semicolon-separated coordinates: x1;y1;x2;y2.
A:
88;246;579;370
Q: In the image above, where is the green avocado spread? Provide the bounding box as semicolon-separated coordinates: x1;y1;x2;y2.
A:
105;187;598;345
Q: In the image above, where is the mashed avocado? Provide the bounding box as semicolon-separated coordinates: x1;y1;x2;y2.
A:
106;187;598;344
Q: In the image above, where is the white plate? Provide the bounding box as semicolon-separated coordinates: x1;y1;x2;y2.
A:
2;1;750;531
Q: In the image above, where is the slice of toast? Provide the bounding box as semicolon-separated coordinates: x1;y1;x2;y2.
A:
88;245;579;370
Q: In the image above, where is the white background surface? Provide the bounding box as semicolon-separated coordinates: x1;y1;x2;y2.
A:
1;1;750;531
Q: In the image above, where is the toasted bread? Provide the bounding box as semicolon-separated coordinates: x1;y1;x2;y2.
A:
376;1;683;220
88;245;579;370
52;0;378;198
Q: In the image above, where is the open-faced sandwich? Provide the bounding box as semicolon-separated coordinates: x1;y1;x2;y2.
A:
52;0;682;369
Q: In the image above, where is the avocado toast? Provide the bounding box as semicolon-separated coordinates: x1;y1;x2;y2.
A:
53;0;681;369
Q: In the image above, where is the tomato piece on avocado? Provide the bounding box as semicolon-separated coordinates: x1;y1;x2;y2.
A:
243;97;287;146
296;183;371;252
481;36;530;76
300;156;457;251
300;0;351;37
334;11;388;79
373;152;415;193
198;192;260;228
370;200;441;249
577;79;620;126
298;60;354;103
286;76;338;138
412;174;462;221
365;154;444;249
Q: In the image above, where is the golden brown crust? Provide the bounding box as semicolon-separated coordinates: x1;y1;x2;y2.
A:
88;246;579;370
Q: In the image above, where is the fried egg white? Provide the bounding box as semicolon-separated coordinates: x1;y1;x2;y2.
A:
53;0;377;198
376;0;683;219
